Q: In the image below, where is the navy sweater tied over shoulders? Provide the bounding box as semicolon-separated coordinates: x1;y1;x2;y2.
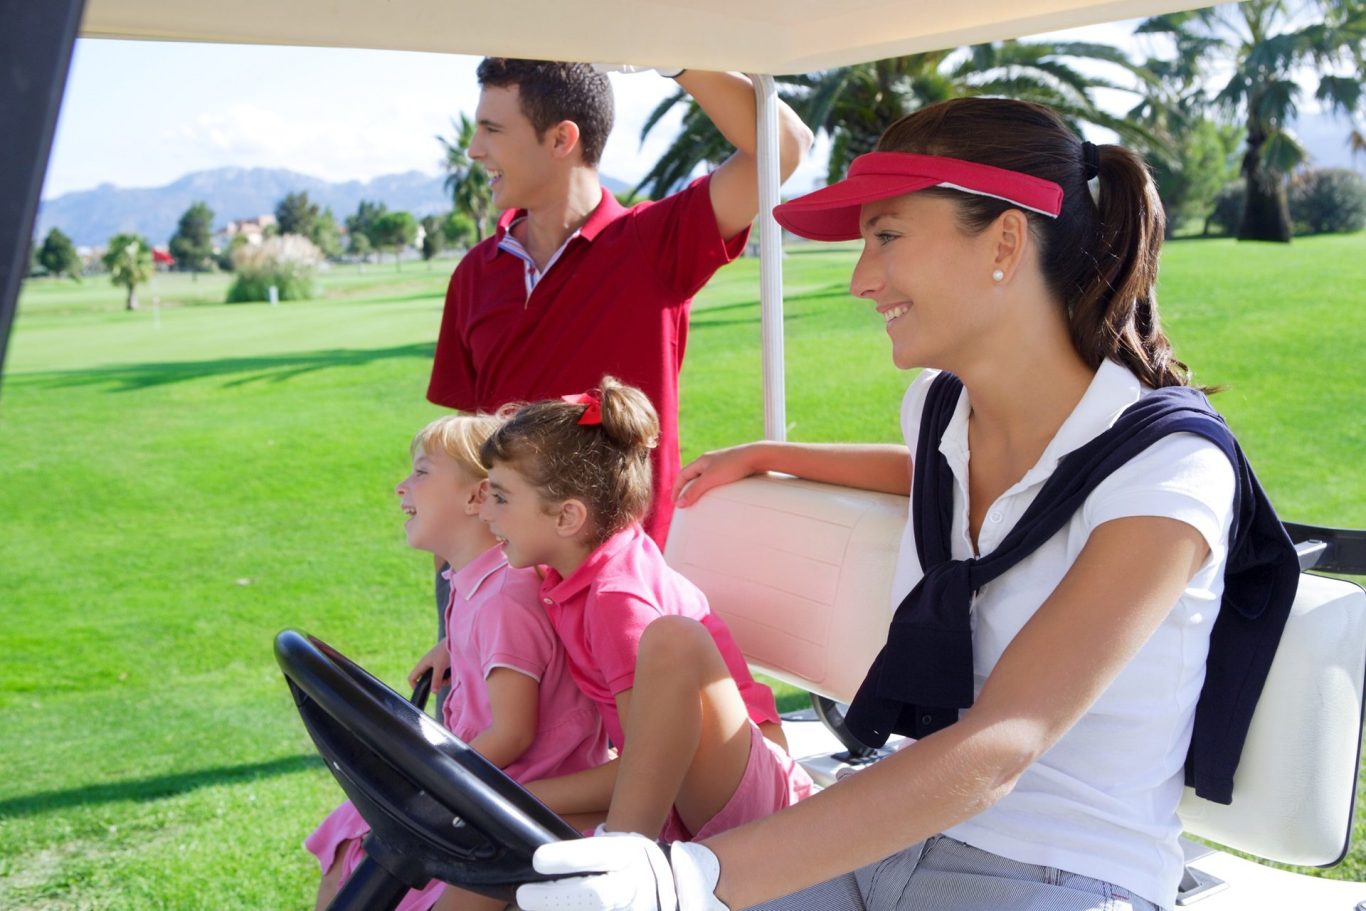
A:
843;372;1300;805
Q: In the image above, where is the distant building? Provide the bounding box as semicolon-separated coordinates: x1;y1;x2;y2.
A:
218;214;278;247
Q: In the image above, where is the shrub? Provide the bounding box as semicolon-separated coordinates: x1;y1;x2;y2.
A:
1204;181;1245;236
226;235;322;303
217;234;249;272
1289;168;1366;235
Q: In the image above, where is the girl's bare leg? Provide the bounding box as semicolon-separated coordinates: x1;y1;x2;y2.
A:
607;615;754;837
314;838;354;911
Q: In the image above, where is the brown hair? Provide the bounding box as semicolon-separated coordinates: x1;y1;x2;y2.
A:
476;58;614;167
480;376;659;544
876;97;1191;389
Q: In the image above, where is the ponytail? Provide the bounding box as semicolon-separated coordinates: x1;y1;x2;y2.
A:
1069;144;1189;389
597;375;661;454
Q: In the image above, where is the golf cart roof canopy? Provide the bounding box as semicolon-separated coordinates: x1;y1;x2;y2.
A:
80;0;1196;73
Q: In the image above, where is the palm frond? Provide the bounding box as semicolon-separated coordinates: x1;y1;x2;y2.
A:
1260;128;1308;173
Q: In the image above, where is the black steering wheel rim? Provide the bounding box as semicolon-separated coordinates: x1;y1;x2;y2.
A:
275;629;580;898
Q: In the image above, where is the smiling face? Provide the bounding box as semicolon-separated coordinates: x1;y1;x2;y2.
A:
850;192;1005;372
469;83;562;212
395;449;484;560
479;462;572;569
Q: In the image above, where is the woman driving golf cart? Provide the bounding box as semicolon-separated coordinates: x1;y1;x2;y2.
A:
513;96;1298;911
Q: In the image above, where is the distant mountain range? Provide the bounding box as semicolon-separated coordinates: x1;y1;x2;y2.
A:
35;167;632;248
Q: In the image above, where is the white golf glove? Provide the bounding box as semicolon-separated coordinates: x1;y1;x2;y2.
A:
591;63;686;79
516;830;727;911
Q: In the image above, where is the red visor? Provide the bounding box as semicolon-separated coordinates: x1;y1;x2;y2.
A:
774;152;1064;241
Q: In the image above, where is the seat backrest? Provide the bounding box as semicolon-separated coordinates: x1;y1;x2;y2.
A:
666;474;903;702
665;474;1366;867
1176;570;1366;865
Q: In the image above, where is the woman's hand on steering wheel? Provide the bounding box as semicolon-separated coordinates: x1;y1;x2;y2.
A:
517;833;728;911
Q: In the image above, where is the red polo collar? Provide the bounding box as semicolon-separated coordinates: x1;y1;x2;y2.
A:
487;186;626;261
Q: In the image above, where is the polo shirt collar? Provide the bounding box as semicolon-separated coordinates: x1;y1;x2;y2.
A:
487;186;625;261
940;359;1144;495
541;524;641;602
447;543;510;599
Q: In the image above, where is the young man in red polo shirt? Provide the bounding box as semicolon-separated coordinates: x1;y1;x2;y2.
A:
427;58;812;546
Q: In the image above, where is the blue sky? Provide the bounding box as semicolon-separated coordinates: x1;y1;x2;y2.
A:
42;20;1363;202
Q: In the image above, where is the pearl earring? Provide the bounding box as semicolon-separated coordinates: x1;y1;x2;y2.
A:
991;269;1005;282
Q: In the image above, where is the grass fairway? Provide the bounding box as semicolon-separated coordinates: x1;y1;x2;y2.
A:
2;236;1363;908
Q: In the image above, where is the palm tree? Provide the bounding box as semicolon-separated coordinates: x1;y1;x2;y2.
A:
634;40;1159;198
1127;33;1245;236
101;233;153;311
1140;0;1366;242
438;114;495;244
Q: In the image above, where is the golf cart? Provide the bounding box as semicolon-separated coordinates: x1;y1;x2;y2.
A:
3;2;1364;910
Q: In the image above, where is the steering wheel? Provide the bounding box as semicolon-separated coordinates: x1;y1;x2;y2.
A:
275;630;581;909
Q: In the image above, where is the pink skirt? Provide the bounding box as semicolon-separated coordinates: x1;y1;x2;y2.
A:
305;800;447;911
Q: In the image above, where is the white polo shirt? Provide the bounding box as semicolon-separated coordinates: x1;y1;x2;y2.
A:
891;360;1236;907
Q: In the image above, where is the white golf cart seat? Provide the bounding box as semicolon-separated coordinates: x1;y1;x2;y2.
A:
665;474;1366;899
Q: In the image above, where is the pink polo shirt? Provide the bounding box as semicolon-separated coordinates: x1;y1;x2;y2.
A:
538;524;780;749
305;544;609;907
442;544;611;783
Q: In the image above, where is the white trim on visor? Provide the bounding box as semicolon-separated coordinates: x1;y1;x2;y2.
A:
935;182;1061;219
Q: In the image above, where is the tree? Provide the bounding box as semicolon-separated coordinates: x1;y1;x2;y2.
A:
420;213;445;264
168;201;215;277
442;210;477;250
1156;119;1244;235
311;208;343;259
346;199;387;262
1125;40;1245;236
372;210;418;269
102;233;154;310
38;227;81;280
276;191;321;239
1140;1;1366;242
347;230;373;266
635;39;1158;197
439;114;495;243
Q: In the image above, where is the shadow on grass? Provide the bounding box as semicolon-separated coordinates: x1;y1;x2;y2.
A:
319;290;447;306
691;284;854;328
0;753;323;818
20;343;435;393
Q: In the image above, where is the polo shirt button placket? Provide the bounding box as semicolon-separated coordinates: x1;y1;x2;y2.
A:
543;597;554;606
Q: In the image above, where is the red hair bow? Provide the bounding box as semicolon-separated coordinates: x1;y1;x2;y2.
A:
561;391;602;426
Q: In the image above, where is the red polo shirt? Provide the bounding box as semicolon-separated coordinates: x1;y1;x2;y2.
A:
427;175;749;544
